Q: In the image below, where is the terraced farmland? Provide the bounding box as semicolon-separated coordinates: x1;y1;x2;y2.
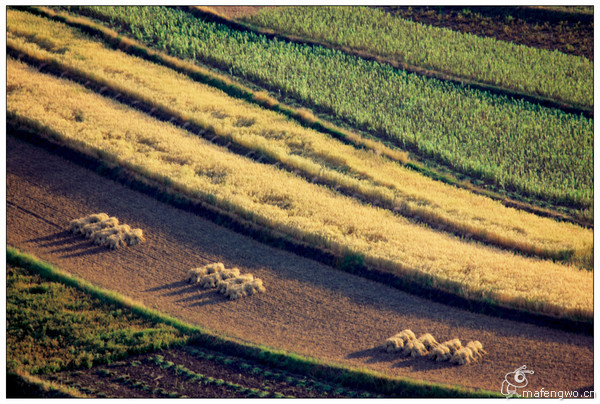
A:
6;5;593;398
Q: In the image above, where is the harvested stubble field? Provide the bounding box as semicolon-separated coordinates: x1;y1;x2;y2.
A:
6;136;593;394
6;5;593;398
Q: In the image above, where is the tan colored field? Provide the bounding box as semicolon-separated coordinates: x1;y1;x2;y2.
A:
6;9;593;266
6;57;593;319
6;135;593;393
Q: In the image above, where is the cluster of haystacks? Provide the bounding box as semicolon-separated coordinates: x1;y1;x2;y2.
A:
188;263;265;300
383;329;486;365
69;213;144;249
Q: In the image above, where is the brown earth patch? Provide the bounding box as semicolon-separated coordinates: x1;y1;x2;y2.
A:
6;135;593;394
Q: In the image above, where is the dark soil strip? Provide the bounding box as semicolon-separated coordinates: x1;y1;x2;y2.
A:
6;119;593;336
43;347;377;398
184;6;593;117
16;6;591;227
8;48;579;265
377;6;593;60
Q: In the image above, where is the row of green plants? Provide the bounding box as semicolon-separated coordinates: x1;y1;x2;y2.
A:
148;354;290;398
7;247;500;397
241;6;593;108
97;367;186;397
184;346;377;398
60;6;593;209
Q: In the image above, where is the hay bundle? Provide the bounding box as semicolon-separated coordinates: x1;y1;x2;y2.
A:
466;341;486;359
417;333;439;350
383;329;416;353
107;233;126;250
69;213;110;234
189;263;227;283
428;344;452;361
224;283;246;300
404;339;428;357
123;228;144;246
199;268;240;289
91;227;120;245
441;338;462;354
216;273;254;293
383;336;405;353
242;278;265;296
451;347;475;365
68;213;144;249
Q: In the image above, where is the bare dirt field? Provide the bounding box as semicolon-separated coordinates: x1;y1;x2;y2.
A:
6;135;593;394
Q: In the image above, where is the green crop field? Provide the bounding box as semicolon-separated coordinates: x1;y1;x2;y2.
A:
62;6;593;209
241;6;593;108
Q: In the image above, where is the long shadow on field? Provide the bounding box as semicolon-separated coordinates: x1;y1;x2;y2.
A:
26;230;76;247
59;245;108;258
346;347;398;365
392;357;456;371
145;280;186;293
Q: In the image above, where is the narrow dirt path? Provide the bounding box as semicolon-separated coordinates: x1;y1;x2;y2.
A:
6;135;592;394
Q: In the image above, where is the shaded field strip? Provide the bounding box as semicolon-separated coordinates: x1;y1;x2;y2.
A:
6;122;593;336
17;6;590;229
6;48;578;265
7;247;501;398
189;6;593;118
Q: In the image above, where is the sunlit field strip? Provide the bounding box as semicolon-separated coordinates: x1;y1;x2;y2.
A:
241;6;593;109
7;59;593;320
60;6;593;209
6;9;594;267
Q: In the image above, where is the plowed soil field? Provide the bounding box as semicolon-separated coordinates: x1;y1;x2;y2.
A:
6;135;593;394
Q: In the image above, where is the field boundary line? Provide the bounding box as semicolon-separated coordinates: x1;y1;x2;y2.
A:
16;5;591;228
6;246;502;398
6;121;593;334
6;45;583;266
189;6;593;117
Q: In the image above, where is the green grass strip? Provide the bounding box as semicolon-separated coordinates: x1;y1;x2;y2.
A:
6;246;501;398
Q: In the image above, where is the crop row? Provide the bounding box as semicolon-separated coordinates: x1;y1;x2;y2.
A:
60;6;593;209
5;8;593;268
240;6;593;108
6;57;592;320
184;346;376;397
96;367;186;397
148;354;289;398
